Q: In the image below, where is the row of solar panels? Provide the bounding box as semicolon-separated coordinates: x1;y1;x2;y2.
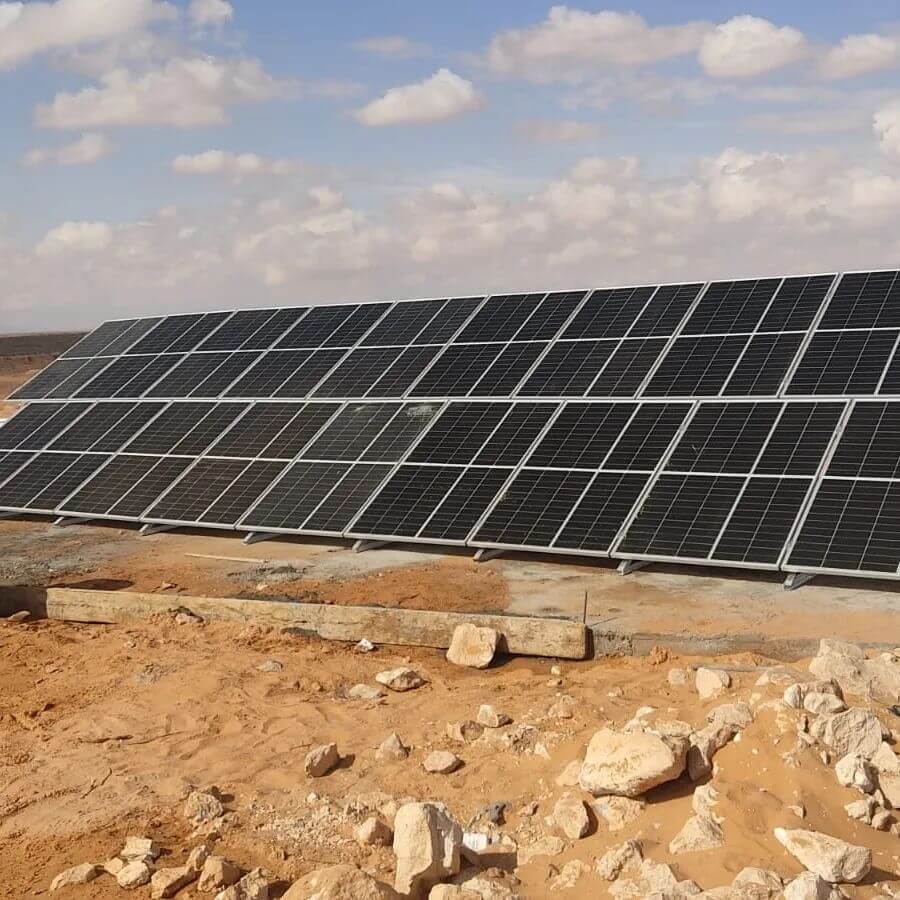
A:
2;395;900;579
16;272;900;402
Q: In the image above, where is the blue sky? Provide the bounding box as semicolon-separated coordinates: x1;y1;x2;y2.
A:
3;1;900;330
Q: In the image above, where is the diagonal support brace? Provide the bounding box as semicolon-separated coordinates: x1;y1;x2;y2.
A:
139;523;178;536
617;559;650;576
473;548;504;563
352;539;391;553
783;572;814;591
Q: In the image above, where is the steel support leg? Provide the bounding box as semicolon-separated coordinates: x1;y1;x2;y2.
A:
352;539;391;553
473;548;504;563
242;532;271;546
139;523;177;536
53;516;92;528
783;572;814;591
617;559;650;576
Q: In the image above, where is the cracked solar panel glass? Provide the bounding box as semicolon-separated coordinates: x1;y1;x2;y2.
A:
0;451;32;487
0;452;82;509
786;330;898;396
415;297;484;343
275;305;358;348
644;335;748;397
0;403;66;449
758;274;835;331
11;358;96;399
555;471;650;552
171;403;247;456
473;468;594;547
63;319;137;358
683;278;780;335
473;403;557;467
756;402;844;476
313;347;405;397
166;312;231;353
14;403;90;450
189;352;262;398
300;402;400;460
126;315;203;354
303;463;392;532
787;478;900;573
454;294;545;343
115;355;183;398
722;333;803;396
123;402;210;454
562;286;656;339
200;460;289;525
46;402;137;451
469;343;547;396
362;300;446;346
604;403;690;470
144;458;248;522
350;465;462;537
514;291;587;340
198;309;280;351
242;307;309;350
827;402;900;478
206;402;304;458
261;402;340;459
528;403;636;469
407;402;510;465
666;403;780;474
275;349;346;397
100;318;161;355
145;353;231;397
31;453;109;510
518;340;615;396
361;402;439;461
419;467;511;541
367;346;441;397
326;303;390;346
617;474;744;558
58;454;158;514
75;355;157;398
409;344;505;397
225;350;312;397
819;270;900;330
241;461;350;530
712;477;811;565
629;283;704;338
588;339;667;397
46;358;117;399
106;456;194;518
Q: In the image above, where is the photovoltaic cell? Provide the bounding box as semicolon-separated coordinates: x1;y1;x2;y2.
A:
75;356;153;398
587;339;667;397
313;347;405;397
189;352;262;397
819;270;900;330
225;350;312;397
786;330;898;395
303;463;392;533
261;403;340;459
106;457;194;518
58;455;161;514
274;349;346;397
100;318;160;356
47;401;138;451
169;403;247;456
643;335;748;397
45;358;116;399
275;305;357;348
30;453;109;510
200;460;288;525
241;308;308;350
473;403;557;467
604;403;690;469
115;355;184;398
682;278;780;335
367;346;440;397
325;303;390;346
469;342;546;396
514;291;586;341
415;297;484;343
300;402;400;460
0;452;83;509
122;402;211;454
827;402;900;478
419;467;511;541
198;309;280;351
206;402;304;458
362;300;446;346
144;458;248;522
146;353;231;397
63;319;137;358
518;340;615;396
455;294;545;343
166;312;231;353
14;403;90;450
722;333;803;396
756;402;844;476
361;402;439;461
409;344;505;396
0;403;67;449
0;451;33;487
562;286;656;339
629;283;703;337
758;274;835;331
407;402;510;465
11;358;96;400
126;314;203;354
528;403;636;469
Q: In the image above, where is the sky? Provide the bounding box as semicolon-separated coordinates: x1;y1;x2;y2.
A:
3;1;900;332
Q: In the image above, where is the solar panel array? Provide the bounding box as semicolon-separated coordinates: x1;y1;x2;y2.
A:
5;269;900;583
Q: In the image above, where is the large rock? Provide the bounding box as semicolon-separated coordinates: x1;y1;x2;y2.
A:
393;802;462;899
446;624;500;669
198;856;242;892
596;840;642;881
835;753;875;793
376;667;425;692
357;817;393;847
151;866;198;899
376;732;409;762
553;793;590;839
283;864;399;899
871;741;900;807
423;751;462;774
609;859;700;898
122;836;160;863
305;743;340;777
696;668;731;700
215;868;269;900
669;813;724;854
809;639;900;702
732;868;782;895
821;708;883;759
579;727;688;797
185;789;224;822
50;863;101;890
783;873;845;899
592;795;645;830
117;861;153;889
774;827;871;884
476;705;511;728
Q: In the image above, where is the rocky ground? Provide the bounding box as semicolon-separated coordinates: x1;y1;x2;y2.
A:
1;608;899;899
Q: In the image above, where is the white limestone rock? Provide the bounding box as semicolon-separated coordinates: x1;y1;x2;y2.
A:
774;827;871;884
393;802;462;898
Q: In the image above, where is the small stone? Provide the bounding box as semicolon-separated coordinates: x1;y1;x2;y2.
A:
185;790;224;823
476;704;511;728
198;856;242;892
348;683;383;701
669;813;724;854
103;858;126;876
257;659;283;673
121;835;160;862
871;809;893;831
282;864;398;898
446;720;483;743
550;859;590;890
696;667;731;700
692;783;721;818
117;861;153;889
423;750;462;774
668;667;688;686
429;886;479;900
555;759;582;787
822;708;883;759
596;839;642;880
784;872;845;900
375;667;425;692
393;802;462;897
50;863;101;891
835;752;875;793
518;835;566;863
376;732;409;761
151;865;197;899
774;827;871;884
6;610;31;622
446;624;500;669
803;692;846;715
844;796;875;824
355;638;376;652
305;743;340;777
733;868;782;893
591;795;645;830
174;610;202;625
357;816;393;846
215;867;269;900
553;793;590;840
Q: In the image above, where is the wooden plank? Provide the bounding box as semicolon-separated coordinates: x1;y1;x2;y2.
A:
24;588;589;659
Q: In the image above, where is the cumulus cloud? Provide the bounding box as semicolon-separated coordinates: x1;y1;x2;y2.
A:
485;7;711;82
36;220;113;255
820;34;900;80
35;56;286;129
518;119;605;142
188;0;233;26
699;16;809;79
353;35;430;58
172;150;301;177
0;0;175;69
23;132;115;166
874;101;900;161
353;68;485;126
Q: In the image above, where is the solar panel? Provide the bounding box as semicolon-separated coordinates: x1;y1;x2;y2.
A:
6;270;900;585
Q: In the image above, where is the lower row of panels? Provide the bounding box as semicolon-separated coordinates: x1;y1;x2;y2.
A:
1;446;899;577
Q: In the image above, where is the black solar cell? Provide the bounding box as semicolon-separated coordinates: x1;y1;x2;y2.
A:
518;340;615;396
562;286;656;339
407;402;509;465
786;330;898;395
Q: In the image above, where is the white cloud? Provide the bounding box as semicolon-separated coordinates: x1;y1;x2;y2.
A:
23;132;115;166
518;119;604;142
35;56;285;129
485;7;711;82
36;220;113;255
353;68;485;126
0;0;175;69
874;100;900;161
172;150;301;176
743;109;869;135
353;35;430;58
699;16;809;79
188;0;232;26
820;33;900;80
